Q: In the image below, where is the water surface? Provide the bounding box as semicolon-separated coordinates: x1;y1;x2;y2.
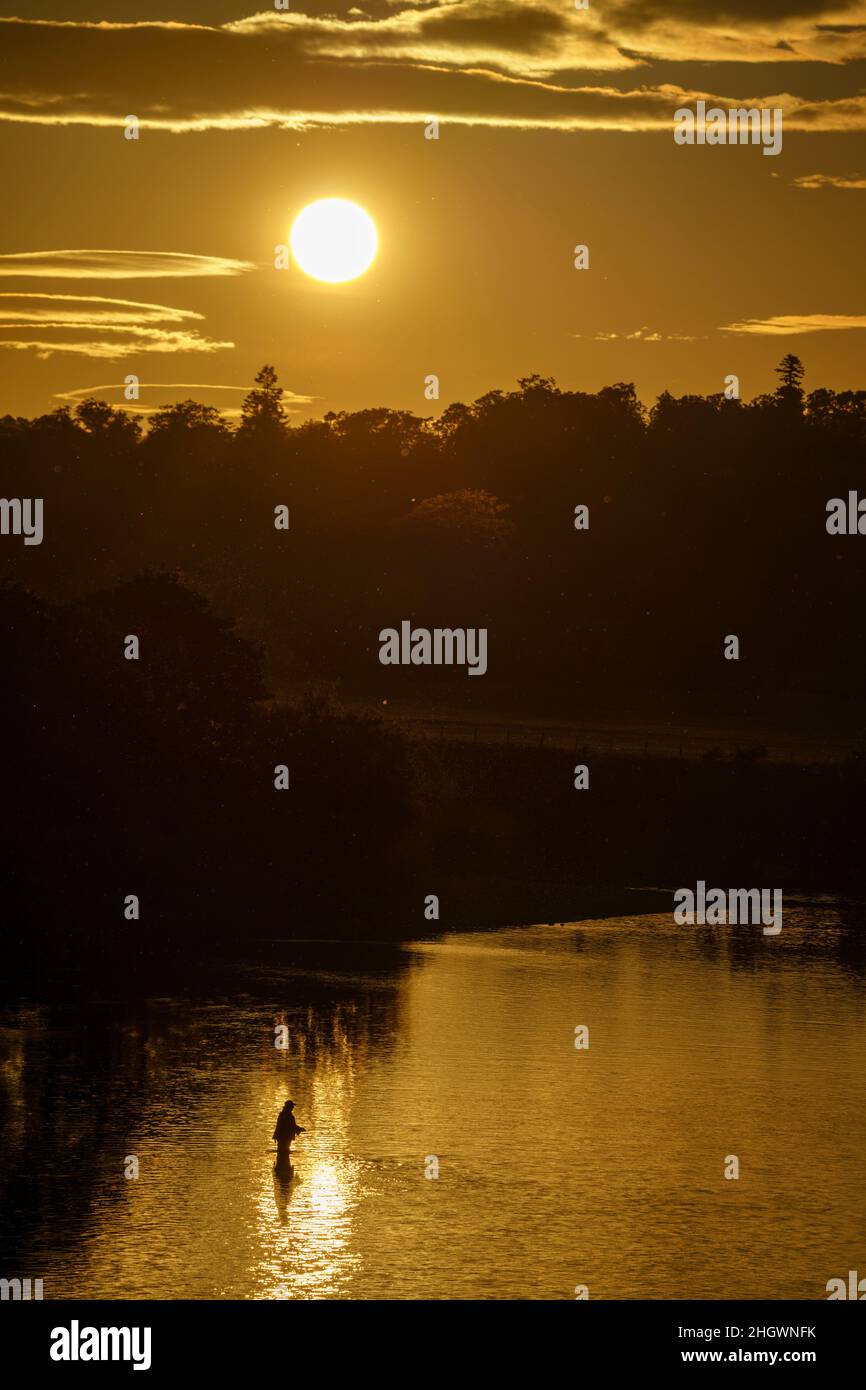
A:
1;906;864;1299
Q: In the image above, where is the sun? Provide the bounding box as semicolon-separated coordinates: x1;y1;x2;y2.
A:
289;198;378;283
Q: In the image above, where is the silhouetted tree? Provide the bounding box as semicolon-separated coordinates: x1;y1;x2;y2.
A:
239;364;287;436
146;399;231;443
76;398;142;447
775;354;805;392
774;354;806;414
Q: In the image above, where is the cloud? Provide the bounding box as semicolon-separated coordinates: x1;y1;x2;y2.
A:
0;292;204;326
0;331;235;360
0;9;865;137
232;2;866;69
52;381;316;414
720;313;866;334
0;250;257;279
585;326;697;341
0;291;234;358
792;171;866;186
606;0;866;63
227;4;628;76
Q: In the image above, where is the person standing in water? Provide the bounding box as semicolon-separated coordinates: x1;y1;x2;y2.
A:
274;1099;305;1155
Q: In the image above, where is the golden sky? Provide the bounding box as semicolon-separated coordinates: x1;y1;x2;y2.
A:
1;0;865;418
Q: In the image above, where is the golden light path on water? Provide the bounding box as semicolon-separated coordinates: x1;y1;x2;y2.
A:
253;1041;362;1299
2;907;866;1300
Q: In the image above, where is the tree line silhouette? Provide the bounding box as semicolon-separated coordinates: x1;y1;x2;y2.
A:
3;358;864;712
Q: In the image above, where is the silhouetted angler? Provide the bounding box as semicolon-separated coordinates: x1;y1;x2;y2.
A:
274;1099;305;1153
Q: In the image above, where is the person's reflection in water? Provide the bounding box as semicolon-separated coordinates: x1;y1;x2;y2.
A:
272;1150;297;1223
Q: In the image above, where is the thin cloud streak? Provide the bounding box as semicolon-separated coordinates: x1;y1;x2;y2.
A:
0;290;232;359
720;313;866;334
53;382;316;411
1;81;863;134
0;328;236;359
0;293;205;326
585;327;699;342
792;171;866;187
0;251;257;279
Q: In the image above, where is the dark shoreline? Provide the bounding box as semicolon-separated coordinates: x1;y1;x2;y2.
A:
7;880;866;1005
431;877;673;930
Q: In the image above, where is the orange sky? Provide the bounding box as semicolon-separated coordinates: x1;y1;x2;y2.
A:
1;0;865;420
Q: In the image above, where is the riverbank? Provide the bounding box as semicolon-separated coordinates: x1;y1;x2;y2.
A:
429;875;672;930
5;705;865;991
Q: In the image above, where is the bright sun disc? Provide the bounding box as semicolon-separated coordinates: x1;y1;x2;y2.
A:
290;198;378;283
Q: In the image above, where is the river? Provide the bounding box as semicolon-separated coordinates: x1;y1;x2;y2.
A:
1;905;863;1299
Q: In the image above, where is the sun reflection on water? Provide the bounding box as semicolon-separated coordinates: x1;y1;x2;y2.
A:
252;1016;364;1299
